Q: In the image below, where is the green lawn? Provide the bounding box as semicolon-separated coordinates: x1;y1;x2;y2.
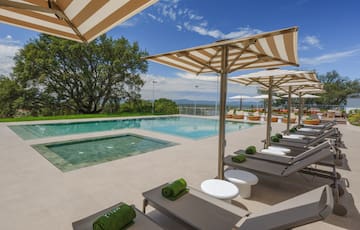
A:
0;112;154;122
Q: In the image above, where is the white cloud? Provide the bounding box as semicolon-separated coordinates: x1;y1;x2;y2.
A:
146;1;262;40
300;48;360;65
176;25;182;31
117;19;136;27
183;23;262;39
0;35;22;76
147;13;164;23
140;73;257;101
300;35;322;50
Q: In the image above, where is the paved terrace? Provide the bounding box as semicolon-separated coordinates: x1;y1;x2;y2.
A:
0;116;359;229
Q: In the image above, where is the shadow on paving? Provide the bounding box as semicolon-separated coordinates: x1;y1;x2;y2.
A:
249;173;359;230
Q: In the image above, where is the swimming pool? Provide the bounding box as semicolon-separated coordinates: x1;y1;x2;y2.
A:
33;134;176;172
10;116;257;140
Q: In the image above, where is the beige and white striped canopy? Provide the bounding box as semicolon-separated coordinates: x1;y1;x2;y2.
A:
146;27;299;74
275;82;324;94
0;0;157;42
229;69;319;89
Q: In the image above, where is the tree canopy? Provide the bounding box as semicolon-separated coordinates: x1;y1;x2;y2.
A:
13;34;148;114
317;70;360;106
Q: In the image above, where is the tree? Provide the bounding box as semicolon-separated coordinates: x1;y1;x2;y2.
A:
154;98;179;114
13;34;148;114
0;78;22;117
317;71;360;107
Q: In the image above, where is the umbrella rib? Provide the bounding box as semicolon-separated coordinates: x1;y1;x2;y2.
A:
0;0;55;14
178;51;220;74
230;54;268;73
228;41;299;67
198;47;222;74
225;39;256;73
0;0;87;42
48;1;87;43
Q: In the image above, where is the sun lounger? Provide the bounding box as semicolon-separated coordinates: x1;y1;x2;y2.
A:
270;130;343;162
72;202;163;230
143;183;333;230
226;141;347;216
277;128;342;148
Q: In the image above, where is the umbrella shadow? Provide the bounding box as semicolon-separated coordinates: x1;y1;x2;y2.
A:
336;153;351;171
249;174;359;229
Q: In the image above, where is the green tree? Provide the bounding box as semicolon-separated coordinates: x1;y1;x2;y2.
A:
0;78;22;117
13;34;148;114
317;70;360;106
154;98;179;114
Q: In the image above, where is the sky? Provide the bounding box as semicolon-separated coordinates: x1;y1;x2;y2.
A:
1;0;360;102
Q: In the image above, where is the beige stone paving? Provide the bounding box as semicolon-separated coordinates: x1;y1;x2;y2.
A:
0;116;359;229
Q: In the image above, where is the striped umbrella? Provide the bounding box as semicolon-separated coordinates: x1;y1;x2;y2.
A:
229;95;251;110
0;0;157;42
146;27;299;179
230;69;319;147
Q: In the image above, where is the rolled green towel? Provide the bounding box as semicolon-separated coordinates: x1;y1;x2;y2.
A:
271;136;280;142
289;127;297;133
162;178;187;200
245;146;256;154
232;154;246;163
275;133;283;139
93;203;136;230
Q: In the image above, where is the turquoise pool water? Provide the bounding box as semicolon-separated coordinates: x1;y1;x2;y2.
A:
33;134;176;172
10;116;257;140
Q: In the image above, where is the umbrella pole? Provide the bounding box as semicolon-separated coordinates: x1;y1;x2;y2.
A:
298;92;303;127
265;77;273;148
218;45;228;180
240;98;242;110
286;86;292;132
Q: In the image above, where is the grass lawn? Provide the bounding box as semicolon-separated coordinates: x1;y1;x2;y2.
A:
0;112;155;122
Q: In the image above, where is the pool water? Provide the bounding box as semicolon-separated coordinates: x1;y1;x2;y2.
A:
33;134;176;172
10;116;257;140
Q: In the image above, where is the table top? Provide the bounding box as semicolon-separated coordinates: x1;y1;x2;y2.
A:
201;179;239;200
224;169;259;185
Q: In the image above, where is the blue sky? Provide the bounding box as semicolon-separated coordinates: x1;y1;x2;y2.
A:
1;0;360;101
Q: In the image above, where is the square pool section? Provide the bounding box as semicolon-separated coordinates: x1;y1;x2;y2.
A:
32;134;176;172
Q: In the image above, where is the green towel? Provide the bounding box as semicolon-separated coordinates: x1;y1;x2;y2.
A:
245;146;256;154
93;203;136;230
271;136;280;142
289;127;297;133
275;133;283;139
232;154;246;163
162;178;188;200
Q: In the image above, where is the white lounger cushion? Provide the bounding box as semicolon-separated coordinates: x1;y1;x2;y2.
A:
298;128;321;132
261;148;287;156
268;146;291;153
283;134;305;139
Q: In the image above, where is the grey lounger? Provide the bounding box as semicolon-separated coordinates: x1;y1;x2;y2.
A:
72;202;163;230
268;130;343;161
278;128;342;147
225;141;347;216
143;184;333;230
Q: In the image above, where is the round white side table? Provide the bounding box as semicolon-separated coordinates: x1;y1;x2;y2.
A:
201;179;239;202
224;169;259;198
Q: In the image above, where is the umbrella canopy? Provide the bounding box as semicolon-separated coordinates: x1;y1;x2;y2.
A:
253;94;280;99
229;95;251;110
229;95;251;99
275;83;323;128
229;69;319;148
146;27;299;179
302;94;320;98
280;94;319;98
0;0;157;42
